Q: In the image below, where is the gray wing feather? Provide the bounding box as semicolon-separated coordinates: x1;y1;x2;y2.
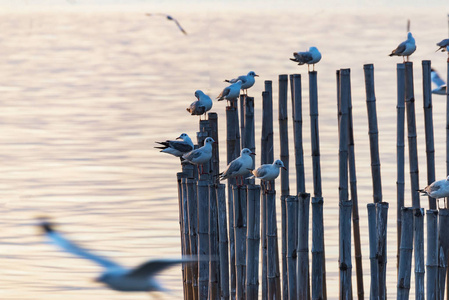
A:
223;160;242;177
169;140;193;152
254;165;269;178
392;42;406;55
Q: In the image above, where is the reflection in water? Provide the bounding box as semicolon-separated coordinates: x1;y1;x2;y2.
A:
1;7;448;299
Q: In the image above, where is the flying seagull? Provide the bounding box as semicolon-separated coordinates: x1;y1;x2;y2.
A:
389;32;416;62
38;219;197;293
290;46;322;71
418;175;449;209
224;71;259;95
146;13;187;35
155;133;194;159
431;68;447;95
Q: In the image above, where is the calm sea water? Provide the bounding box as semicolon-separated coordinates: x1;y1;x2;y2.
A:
1;6;448;299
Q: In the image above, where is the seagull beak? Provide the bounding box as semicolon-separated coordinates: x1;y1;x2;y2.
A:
176;136;182;140
251;152;256;156
282;167;287;170
255;74;259;77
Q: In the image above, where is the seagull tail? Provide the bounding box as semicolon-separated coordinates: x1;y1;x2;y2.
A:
289;58;297;62
246;175;255;180
388;53;394;57
224;79;230;83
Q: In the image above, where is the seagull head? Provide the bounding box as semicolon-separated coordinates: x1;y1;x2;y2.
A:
407;32;414;41
241;148;256;156
194;90;204;99
177;133;189;140
247;71;259;77
274;159;287;170
204;137;216;145
309;46;319;53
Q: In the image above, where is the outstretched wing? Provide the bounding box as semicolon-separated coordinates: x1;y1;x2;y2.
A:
172;18;187;35
431;69;446;88
127;258;194;278
39;221;122;271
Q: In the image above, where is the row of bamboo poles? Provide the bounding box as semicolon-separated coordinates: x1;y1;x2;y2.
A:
175;60;449;299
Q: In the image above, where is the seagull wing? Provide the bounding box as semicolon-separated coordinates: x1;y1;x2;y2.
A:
40;222;122;271
253;165;269;178
172;18;187;35
168;140;194;153
221;160;242;179
217;87;230;100
183;149;202;161
187;101;205;115
127;258;193;278
431;69;446;88
390;41;406;56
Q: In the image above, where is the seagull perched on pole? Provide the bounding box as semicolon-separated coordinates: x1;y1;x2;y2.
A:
186;90;213;119
290;46;322;71
145;13;187;35
155;133;194;159
247;159;286;191
224;71;259;95
418;175;449;209
219;148;255;186
182;137;215;174
431;68;447;95
389;32;416;62
38;219;198;293
217;80;243;102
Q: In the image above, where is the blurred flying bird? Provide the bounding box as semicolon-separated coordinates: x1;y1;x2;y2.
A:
389;32;416;62
290;46;322;71
431;68;447;95
186;90;213;119
155;133;194;158
224;71;259;95
146;13;187;35
38;219;197;293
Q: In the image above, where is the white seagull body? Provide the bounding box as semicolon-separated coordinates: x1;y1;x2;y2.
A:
431;68;447;95
39;220;196;293
217;80;243;101
436;39;449;52
224;71;259;94
419;175;449;208
182;137;215;173
290;46;322;71
155;133;194;157
219;148;255;184
247;159;286;190
146;13;187;35
186;90;213;117
389;32;416;62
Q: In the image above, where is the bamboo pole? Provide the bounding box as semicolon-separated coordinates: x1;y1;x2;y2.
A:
376;202;389;300
397;207;414;300
198;120;211;181
438;209;449;300
447;58;449;176
240;94;246;148
187;178;199;300
364;64;383;204
286;196;298;300
278;74;289;300
267;189;281;300
414;208;425;300
426;209;438;300
404;62;420;208
233;186;247;300
396;63;406;271
226;98;240;299
209;184;219;300
177;172;188;299
309;70;326;298
197;180;210;299
312;196;324;300
290;74;306;193
339;200;353;300
422;61;436;209
209;112;220;184
297;193;310;300
261;190;268;300
246;184;261;300
216;184;230;300
367;203;378;300
244;96;256;186
346;71;363;300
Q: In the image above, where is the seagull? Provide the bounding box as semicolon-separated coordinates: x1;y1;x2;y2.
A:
217;80;243;102
247;159;286;191
186;90;213;119
182;137;215;174
155;133;194;159
290;46;322;71
431;68;447;95
219;148;255;186
146;13;187;35
436;38;449;52
224;71;259;95
418;175;449;209
389;32;416;62
38;219;197;293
